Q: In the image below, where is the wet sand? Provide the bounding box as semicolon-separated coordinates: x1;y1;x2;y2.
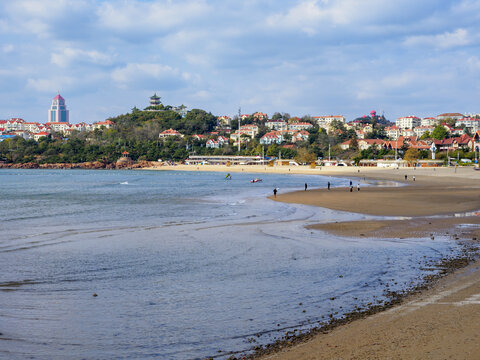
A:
259;167;480;360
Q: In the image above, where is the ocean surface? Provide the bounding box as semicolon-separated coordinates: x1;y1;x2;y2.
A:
0;169;462;359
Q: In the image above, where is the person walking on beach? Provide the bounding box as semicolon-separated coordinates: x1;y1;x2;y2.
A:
350;185;353;192
305;183;308;191
405;174;408;180
273;188;277;197
327;181;331;190
357;183;360;191
413;175;416;182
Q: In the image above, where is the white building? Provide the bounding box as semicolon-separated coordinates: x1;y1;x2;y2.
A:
265;120;288;131
313;115;345;129
396;116;420;130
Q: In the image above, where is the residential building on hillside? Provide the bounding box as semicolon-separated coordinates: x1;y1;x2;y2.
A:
265;120;287;131
159;128;184;139
396;116;420;129
413;125;435;138
313;115;345;129
421;117;439;127
456;117;480;134
385;125;401;140
217;116;231;127
48;94;69;123
287;122;313;131
252;112;268;121
436;113;464;121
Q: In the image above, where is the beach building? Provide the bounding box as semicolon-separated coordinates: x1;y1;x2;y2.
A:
48;94;69;123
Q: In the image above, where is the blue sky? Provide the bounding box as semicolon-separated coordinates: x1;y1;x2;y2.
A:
1;0;480;124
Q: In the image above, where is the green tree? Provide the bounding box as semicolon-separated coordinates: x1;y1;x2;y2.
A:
432;126;448;140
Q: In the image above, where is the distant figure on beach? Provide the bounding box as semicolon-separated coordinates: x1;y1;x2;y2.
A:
350;185;353;192
357;183;360;191
305;183;308;191
273;188;277;197
327;181;331;190
405;174;407;180
413;175;416;182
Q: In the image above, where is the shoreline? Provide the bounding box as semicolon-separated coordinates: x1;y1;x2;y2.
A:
251;167;480;359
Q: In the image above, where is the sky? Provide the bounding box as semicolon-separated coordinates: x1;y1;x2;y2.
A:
1;0;480;124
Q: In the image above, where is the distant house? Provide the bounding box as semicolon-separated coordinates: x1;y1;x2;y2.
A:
436;113;464;121
385;126;401;140
260;131;283;145
313;115;345;129
206;136;229;148
265;120;287;131
33;132;50;141
287;122;313;131
252;112;268;121
192;134;207;141
217;116;231;127
396;116;420;129
92;120;114;130
159;128;184;139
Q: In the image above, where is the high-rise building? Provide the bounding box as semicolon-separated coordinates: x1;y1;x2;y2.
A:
48;94;69;123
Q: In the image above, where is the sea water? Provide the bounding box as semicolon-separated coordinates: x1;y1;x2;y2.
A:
0;169;461;359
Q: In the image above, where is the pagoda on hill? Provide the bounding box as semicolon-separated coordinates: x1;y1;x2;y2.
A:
150;93;161;107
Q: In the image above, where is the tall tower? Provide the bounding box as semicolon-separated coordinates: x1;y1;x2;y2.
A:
150;93;161;107
48;94;69;123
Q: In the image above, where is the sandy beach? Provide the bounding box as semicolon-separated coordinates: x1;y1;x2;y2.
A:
147;164;480;359
262;166;480;360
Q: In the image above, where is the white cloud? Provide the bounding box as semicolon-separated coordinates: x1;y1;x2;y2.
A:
27;76;74;93
111;63;189;90
51;47;113;68
3;44;14;53
404;28;472;49
97;1;209;33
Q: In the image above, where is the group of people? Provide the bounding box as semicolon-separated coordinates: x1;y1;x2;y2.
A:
273;179;361;197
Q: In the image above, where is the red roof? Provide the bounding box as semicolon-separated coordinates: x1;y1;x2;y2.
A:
53;94;64;101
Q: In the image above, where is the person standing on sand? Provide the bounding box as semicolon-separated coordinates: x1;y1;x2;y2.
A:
327;181;331;190
413;175;416;182
405;174;408;180
350;185;353;192
273;188;277;197
305;183;308;191
357;183;360;191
